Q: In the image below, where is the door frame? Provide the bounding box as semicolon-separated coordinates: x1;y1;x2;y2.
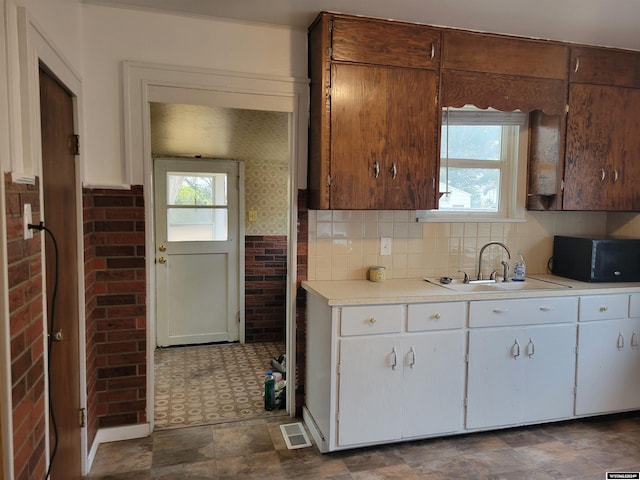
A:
11;6;88;477
124;62;309;429
153;157;245;346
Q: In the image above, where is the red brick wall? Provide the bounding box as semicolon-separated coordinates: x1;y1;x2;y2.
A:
5;174;47;480
83;187;146;430
245;235;287;342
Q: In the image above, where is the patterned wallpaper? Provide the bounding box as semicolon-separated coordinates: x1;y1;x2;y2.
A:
150;103;289;235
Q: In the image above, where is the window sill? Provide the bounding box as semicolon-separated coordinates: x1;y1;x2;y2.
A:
415;211;527;223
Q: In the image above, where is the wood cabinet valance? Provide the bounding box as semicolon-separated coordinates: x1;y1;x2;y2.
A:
570;46;640;88
441;70;567;116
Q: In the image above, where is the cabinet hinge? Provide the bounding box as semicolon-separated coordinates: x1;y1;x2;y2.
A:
573;385;577;397
79;407;86;428
565;104;569;114
464;397;468;407
465;353;469;363
328;47;333;60
336;411;340;422
69;134;80;156
561;180;565;191
327;175;331;187
574;345;578;355
237;311;241;323
337;363;341;375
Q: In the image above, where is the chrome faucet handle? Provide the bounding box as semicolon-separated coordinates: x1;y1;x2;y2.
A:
489;270;498;280
459;270;470;283
501;261;510;282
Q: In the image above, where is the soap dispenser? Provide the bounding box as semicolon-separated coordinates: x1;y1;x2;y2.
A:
513;251;526;281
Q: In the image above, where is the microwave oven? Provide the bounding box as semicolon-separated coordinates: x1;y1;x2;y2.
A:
552;236;640;282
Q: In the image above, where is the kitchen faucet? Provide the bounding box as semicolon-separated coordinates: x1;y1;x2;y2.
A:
471;241;512;283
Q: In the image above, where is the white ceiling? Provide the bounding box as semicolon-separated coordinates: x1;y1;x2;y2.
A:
85;0;640;51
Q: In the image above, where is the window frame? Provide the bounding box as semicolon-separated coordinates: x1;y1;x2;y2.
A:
417;107;529;223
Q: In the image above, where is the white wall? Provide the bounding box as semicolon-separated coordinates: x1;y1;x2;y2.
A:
80;5;308;186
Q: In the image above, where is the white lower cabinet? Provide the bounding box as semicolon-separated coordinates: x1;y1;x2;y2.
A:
304;288;640;453
575;294;640;414
466;323;576;429
338;330;465;446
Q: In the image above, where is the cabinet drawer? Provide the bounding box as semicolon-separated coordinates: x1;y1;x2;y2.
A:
579;294;628;321
630;294;640;318
469;297;578;328
340;305;403;336
331;16;440;69
407;302;466;332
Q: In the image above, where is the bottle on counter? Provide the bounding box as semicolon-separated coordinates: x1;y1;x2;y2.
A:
513;251;526;281
264;370;275;411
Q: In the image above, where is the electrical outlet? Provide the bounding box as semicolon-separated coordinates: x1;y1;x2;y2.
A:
23;204;33;240
380;237;392;256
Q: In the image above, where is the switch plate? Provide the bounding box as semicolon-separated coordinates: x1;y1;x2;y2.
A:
248;210;258;222
24;203;33;239
380;237;392;256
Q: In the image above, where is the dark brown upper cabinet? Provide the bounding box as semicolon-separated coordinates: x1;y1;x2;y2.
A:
308;13;440;210
563;47;640;211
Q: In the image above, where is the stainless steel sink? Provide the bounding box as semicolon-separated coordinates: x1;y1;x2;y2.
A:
424;276;572;293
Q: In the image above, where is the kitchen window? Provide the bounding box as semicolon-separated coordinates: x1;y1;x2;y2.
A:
417;106;528;222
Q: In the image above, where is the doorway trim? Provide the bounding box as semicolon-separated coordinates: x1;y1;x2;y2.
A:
123;61;309;430
11;4;88;476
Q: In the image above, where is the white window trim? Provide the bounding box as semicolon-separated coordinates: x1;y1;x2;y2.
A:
417;109;529;223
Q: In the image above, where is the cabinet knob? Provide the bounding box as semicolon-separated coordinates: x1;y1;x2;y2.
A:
433;313;441;320
368;317;377;325
599;306;608;312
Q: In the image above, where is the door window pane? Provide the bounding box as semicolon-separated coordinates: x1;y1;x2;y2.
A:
166;172;228;241
167;208;228;241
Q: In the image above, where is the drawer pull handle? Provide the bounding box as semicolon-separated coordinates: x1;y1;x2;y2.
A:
613;169;619;183
599;169;606;182
433;313;441;320
391;162;397;179
527;338;535;357
493;308;509;314
574;57;580;73
512;339;520;359
600;306;609;312
539;307;553;312
391;347;398;370
430;42;435;60
409;346;416;369
632;332;639;348
617;333;625;350
373;161;380;179
368;317;377;325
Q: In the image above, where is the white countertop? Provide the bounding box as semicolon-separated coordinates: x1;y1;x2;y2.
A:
302;275;640;306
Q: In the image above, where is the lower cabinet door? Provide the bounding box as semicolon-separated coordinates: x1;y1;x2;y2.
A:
466;327;524;429
338;336;403;446
401;331;465;438
577;319;640;414
521;323;576;423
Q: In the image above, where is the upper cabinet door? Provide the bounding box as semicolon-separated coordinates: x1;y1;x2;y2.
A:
570;46;640;88
442;30;568;79
331;16;441;69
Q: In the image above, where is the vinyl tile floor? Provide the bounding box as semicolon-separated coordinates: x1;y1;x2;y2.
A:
88;412;640;479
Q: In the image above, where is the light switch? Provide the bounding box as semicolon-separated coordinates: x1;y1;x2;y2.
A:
248;210;258;222
24;203;33;239
380;237;392;256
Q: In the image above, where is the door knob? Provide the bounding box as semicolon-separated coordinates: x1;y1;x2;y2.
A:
159;244;167;252
158;256;167;264
51;329;63;342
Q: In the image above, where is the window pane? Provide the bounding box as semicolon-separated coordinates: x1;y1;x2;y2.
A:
167;172;227;206
441;125;502;161
167;208;228;241
439;168;500;212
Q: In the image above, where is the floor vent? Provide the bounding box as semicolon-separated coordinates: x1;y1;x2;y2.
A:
280;422;312;449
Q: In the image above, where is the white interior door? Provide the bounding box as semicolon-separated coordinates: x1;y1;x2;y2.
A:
154;158;240;346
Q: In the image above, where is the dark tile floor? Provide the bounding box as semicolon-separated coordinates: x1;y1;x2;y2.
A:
88;413;640;479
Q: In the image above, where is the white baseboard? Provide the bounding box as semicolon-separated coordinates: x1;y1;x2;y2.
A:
87;423;151;473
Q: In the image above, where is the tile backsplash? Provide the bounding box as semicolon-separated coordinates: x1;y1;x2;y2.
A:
307;210;612;281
